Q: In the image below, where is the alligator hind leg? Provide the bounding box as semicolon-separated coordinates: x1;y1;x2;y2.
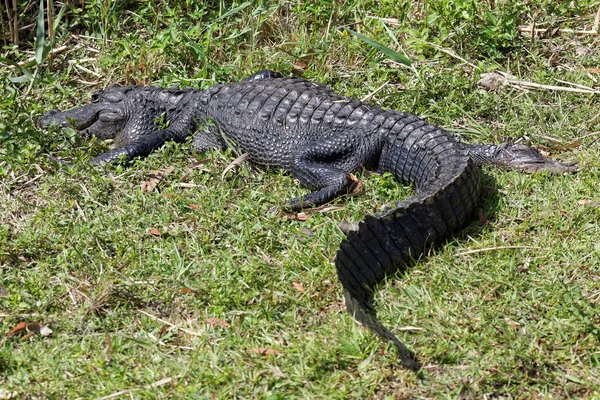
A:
466;143;578;174
289;162;353;210
288;135;365;210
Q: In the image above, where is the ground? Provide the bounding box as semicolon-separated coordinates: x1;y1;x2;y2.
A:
1;1;600;398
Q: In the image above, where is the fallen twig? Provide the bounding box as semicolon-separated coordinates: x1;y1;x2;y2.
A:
509;79;600;94
397;326;424;331
361;81;389;102
479;71;600;94
554;79;598;91
594;3;600;33
14;43;72;67
412;38;480;70
457;246;544;256
95;377;172;400
138;309;204;337
518;26;600;36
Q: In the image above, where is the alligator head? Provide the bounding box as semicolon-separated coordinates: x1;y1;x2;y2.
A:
38;85;129;140
495;143;578;174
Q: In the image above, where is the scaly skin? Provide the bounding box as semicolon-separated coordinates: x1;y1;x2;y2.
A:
39;71;577;370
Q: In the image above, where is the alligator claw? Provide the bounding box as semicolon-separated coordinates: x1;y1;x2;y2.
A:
338;220;359;235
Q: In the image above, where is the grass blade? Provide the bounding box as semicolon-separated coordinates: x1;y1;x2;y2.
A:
217;2;251;22
35;0;46;65
346;28;411;66
52;4;66;41
0;57;33;82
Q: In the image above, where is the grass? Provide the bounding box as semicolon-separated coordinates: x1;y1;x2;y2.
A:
1;0;600;398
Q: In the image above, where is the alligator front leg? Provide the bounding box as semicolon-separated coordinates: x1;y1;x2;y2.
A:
90;129;177;164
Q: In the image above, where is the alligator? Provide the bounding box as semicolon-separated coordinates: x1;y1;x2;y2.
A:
39;70;577;370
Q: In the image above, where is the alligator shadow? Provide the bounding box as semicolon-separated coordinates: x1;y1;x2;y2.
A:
374;171;503;369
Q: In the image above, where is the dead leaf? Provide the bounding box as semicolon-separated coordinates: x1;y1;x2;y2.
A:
339;220;359;235
205;318;230;327
221;153;250;180
141;166;176;192
148;228;161;236
0;388;18;399
179;287;193;294
479;209;489;225
478;72;509;91
506;319;519;331
178;182;203;188
283;212;310;221
186;204;200;210
292;281;305;292
37;324;53;336
590;68;600;74
270;365;287;378
293;60;308;71
249;347;281;356
314;205;345;213
298;228;313;237
578;199;600;207
7;322;27;336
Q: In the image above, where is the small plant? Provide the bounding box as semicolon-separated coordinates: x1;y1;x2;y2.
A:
1;0;65;87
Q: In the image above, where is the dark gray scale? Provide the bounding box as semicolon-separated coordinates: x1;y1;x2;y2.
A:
215;84;256;116
246;85;278;121
309;97;338;129
243;70;284;81
298;90;329;127
257;86;290;123
403;126;450;188
271;89;302;127
332;100;363;128
285;90;314;128
230;84;269;120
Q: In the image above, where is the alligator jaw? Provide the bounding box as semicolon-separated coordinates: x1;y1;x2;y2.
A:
38;105;100;130
517;158;578;174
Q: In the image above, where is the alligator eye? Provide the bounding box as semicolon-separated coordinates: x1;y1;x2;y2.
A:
98;111;124;122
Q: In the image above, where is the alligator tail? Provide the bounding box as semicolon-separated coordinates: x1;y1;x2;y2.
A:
334;129;481;370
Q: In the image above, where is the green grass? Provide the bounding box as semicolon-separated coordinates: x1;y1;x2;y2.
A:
1;0;600;398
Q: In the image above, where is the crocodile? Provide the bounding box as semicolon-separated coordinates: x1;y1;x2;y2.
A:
39;70;577;369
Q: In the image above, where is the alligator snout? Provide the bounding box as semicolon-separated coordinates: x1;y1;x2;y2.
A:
37;109;62;127
37;106;101;130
